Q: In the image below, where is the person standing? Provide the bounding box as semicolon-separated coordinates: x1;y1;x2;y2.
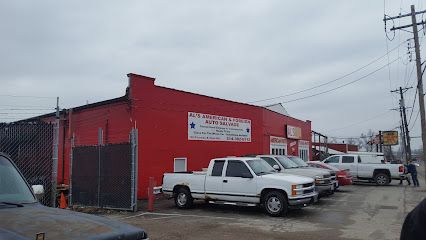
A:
407;160;419;187
400;163;411;185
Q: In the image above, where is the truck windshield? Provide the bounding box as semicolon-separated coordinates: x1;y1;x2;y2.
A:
0;156;36;204
246;160;276;176
288;156;308;167
275;156;299;169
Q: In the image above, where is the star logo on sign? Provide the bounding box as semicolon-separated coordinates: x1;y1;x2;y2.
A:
190;122;196;129
246;128;250;133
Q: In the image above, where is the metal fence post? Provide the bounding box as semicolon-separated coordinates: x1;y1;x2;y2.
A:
97;128;103;208
52;97;60;208
130;128;138;212
69;133;75;207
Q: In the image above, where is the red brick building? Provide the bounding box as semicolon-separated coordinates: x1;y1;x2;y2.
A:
41;73;312;198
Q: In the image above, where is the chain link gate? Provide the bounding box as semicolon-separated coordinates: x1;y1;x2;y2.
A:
0;121;55;206
70;128;138;211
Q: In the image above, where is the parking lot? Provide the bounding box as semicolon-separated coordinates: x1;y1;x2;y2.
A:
105;173;425;240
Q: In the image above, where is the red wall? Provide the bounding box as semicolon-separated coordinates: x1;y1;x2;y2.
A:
53;101;132;185
49;73;312;199
129;74;311;198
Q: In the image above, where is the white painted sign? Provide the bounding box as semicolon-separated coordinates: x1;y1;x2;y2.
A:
270;136;287;148
188;112;251;142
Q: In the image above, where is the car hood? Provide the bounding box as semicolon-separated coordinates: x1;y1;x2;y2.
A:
261;173;313;184
0;203;147;240
280;168;327;178
303;167;334;175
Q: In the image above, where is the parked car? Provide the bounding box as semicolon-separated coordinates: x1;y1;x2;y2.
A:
254;155;334;196
0;152;149;240
286;156;339;191
323;154;404;185
307;161;353;186
162;157;317;216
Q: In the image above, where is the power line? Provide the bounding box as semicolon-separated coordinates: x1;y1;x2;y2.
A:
248;41;406;104
410;110;420;130
325;110;393;133
407;87;418;125
282;58;400;104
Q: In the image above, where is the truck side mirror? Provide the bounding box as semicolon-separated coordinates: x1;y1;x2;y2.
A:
273;165;281;171
32;185;44;198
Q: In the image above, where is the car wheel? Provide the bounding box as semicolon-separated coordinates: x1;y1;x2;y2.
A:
263;191;288;217
174;187;193;209
375;173;390;186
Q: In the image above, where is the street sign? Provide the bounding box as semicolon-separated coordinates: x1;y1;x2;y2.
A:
382;131;399;145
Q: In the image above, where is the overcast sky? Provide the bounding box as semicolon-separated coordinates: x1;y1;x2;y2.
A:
1;0;425;149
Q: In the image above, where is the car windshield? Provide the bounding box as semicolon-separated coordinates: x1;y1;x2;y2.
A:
246;159;276;176
275;156;299;169
288;156;309;167
0;156;36;204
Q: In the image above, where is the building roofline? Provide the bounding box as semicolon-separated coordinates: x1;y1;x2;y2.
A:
23;95;128;121
155;85;310;123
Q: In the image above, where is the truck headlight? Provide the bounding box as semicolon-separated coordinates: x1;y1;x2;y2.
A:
291;184;303;196
314;176;325;184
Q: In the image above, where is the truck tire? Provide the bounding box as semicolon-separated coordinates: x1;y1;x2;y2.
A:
263;191;288;217
374;173;390;186
174;187;193;209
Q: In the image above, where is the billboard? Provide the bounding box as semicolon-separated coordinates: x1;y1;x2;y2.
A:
188;112;251;142
382;131;398;145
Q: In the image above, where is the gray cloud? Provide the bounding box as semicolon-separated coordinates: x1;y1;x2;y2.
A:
0;0;423;148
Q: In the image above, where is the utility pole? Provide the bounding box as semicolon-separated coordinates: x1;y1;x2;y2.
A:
399;107;408;162
391;87;413;161
384;5;426;185
52;97;59;208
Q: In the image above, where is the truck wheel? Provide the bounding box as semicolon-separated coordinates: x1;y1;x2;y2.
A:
375;173;390;186
174;187;193;209
263;191;288;217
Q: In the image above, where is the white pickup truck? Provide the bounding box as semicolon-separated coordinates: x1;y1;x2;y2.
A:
323;154;404;186
162;157;318;216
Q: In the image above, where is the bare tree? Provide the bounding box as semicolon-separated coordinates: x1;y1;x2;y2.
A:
358;129;376;152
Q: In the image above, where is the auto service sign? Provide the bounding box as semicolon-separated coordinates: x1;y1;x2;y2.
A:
188;112;251;142
287;125;302;139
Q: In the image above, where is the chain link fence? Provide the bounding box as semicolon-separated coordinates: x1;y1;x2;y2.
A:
70;128;138;211
0;121;54;206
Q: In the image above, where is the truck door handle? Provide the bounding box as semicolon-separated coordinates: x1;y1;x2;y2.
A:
223;180;228;183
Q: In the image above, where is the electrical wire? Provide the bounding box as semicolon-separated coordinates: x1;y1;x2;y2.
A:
410;110;420;130
407;87;418;125
324;110;393;133
248;41;406;104
282;58;400;104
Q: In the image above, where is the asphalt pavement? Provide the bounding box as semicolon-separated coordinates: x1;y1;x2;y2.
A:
107;171;426;240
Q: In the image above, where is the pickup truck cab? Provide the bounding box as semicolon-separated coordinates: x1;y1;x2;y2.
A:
162;157;317;217
323;154;404;186
0;153;148;240
255;155;334;196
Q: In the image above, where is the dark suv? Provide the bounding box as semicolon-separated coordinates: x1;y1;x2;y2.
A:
0;153;148;240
